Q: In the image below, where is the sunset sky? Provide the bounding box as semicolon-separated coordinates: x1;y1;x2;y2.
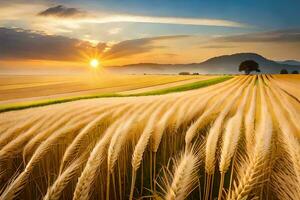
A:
1;0;300;73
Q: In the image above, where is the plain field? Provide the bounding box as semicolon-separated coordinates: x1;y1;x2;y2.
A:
0;74;217;104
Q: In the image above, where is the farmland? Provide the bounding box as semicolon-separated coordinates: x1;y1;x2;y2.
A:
0;74;214;104
0;74;299;200
0;75;227;112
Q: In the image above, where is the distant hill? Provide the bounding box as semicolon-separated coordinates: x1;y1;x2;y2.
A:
107;53;300;74
277;60;300;66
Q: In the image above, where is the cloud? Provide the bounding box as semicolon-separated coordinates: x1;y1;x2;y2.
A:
36;5;246;28
0;27;105;61
108;27;122;35
103;35;189;59
217;29;300;43
0;27;187;61
81;15;246;28
38;5;87;18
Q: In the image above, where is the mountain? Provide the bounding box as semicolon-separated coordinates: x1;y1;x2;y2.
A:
278;60;300;66
197;53;300;73
107;53;300;74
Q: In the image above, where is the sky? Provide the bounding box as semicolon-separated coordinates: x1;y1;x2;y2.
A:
0;0;300;73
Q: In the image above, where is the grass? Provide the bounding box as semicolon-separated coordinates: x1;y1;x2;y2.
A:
0;76;232;113
131;76;232;96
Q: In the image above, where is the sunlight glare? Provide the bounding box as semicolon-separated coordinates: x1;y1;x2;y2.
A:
90;59;100;68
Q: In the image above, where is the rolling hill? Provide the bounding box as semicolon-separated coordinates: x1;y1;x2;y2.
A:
278;60;300;66
107;53;300;74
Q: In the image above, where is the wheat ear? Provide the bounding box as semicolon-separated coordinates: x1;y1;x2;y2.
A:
165;150;200;200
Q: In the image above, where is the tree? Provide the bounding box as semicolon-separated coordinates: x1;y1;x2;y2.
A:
291;70;299;74
239;60;261;75
179;72;190;75
280;69;288;74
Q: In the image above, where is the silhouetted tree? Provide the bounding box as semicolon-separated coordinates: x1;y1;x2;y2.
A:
291;70;299;74
192;72;199;75
280;69;289;74
239;60;261;75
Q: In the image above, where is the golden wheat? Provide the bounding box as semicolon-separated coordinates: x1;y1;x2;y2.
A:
164;150;200;200
0;74;299;200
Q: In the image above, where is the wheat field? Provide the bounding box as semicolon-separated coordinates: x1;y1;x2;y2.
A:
0;74;209;104
0;74;299;200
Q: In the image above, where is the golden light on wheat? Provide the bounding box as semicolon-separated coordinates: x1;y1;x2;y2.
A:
0;74;299;200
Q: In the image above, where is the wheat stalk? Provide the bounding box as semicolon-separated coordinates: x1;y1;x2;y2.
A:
219;83;251;173
227;79;272;200
266;87;300;183
107;103;148;174
151;99;182;153
43;154;87;200
0;120;90;200
22;106;106;161
73;104;139;200
244;85;257;153
267;78;300;133
0;113;42;149
271;161;300;200
129;102;167;199
72;120;119;200
59;104;127;173
205;79;249;175
165;150;200;200
216;83;252;200
0;115;51;177
185;76;249;148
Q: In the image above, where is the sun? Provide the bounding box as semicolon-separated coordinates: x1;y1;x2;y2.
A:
89;59;100;68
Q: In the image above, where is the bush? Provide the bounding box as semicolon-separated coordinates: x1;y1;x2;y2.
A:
179;72;190;75
291;70;299;74
280;69;288;74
